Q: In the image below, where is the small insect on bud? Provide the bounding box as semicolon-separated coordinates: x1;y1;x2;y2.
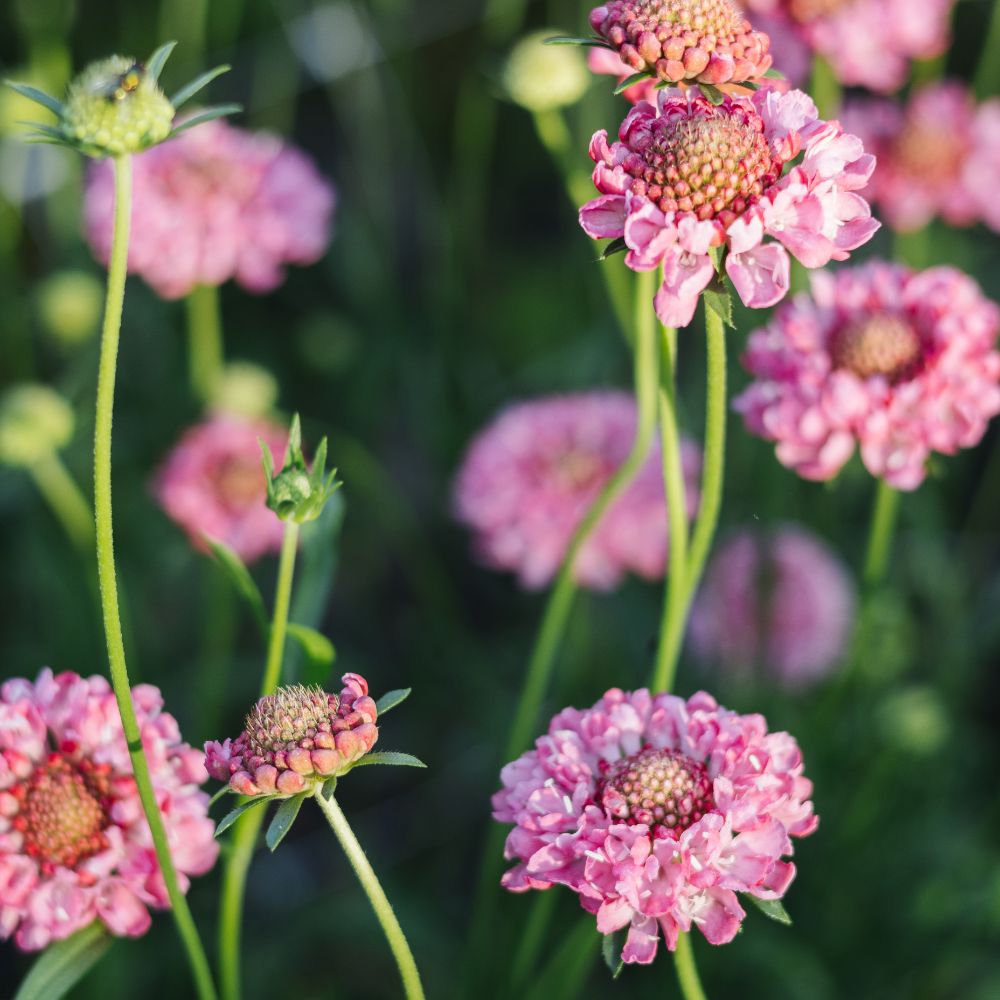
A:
260;414;341;524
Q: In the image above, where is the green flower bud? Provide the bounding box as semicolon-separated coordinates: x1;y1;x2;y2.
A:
261;414;340;524
210;362;279;420
877;686;949;757
503;30;589;113
0;384;75;466
37;270;103;345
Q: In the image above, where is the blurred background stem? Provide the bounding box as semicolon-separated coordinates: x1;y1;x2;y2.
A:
28;451;93;553
186;284;225;403
673;932;707;1000
809;55;841;118
863;480;900;587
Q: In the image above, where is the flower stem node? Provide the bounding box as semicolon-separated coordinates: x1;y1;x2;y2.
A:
261;413;341;524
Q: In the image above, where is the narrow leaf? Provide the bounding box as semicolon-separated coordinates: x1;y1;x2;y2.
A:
169;104;242;137
600;929;625;980
375;688;412;715
204;536;269;635
321;776;338;800
286;623;336;688
703;276;734;329
352;751;426;769
601;236;628;260
5;82;63;117
170;64;231;109
214;797;268;837
698;83;726;105
749;896;792;925
208;785;231;808
741;81;761;90
543;36;613;49
146;41;178;82
265;793;306;851
614;72;652;96
763;68;786;79
14;922;111;1000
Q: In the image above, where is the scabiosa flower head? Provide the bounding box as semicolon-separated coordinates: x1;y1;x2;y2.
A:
153;415;288;563
589;0;773;86
83;120;335;300
493;687;817;962
690;524;856;686
452;391;701;591
0;669;217;951
204;674;378;798
734;262;1000;490
580;88;877;327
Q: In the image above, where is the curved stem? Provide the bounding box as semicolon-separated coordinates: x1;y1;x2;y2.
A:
94;155;217;1000
673;932;708;1000
29;452;93;552
863;479;900;588
259;522;300;696
186;284;225;403
315;793;425;1000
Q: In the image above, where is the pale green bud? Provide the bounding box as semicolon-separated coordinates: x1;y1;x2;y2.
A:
877;686;949;756
261;414;340;524
503;30;589;113
210;362;280;420
0;384;75;466
37;270;103;345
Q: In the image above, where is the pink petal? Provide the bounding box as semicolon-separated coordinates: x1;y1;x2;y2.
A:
726;244;790;309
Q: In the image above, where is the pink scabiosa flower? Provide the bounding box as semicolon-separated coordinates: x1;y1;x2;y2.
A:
204;674;379;798
734;262;1000;490
84;119;335;300
493;687;816;962
0;669;217;951
690;524;856;686
452;391;701;591
588;47;661;104
153;415;288;563
580;88;878;327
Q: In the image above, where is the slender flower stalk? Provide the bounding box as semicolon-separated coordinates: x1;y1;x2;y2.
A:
863;479;900;587
259;523;301;694
673;932;708;1000
186;283;225;402
809;55;842;118
315;792;425;1000
29;452;93;552
93;155;217;1000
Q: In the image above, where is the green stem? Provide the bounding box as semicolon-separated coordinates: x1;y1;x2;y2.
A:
673;932;708;1000
509;891;559;988
186;284;225;403
314;793;425;1000
94;155;217;1000
975;0;1000;97
259;522;300;696
29;452;93;552
863;479;900;588
809;55;841;119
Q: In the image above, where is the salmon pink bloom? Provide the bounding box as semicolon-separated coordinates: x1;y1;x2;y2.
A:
0;670;217;951
493;687;816;962
153;415;288;563
690;524;856;686
84;120;335;300
735;262;1000;490
452;391;701;591
580;88;877;327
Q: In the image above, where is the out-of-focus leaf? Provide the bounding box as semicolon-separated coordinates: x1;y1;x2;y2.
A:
170;64;231;108
352;751;426;769
601;929;625;979
215;797;268;837
543;36;612;48
146;42;178;83
203;536;268;636
14;922;111;1000
5;82;63;116
601;237;628;260
615;72;652;95
698;83;726;105
169;104;242;137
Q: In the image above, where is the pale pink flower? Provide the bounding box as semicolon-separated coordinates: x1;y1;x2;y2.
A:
589;0;773;87
0;669;217;951
690;524;856;686
84;120;335;300
493;687;816;962
153;415;288;563
734;262;1000;490
204;675;378;798
580;88;877;327
742;0;953;92
452;391;701;591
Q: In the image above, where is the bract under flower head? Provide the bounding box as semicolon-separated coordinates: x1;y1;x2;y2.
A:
734;262;1000;490
493;687;816;962
580;87;878;327
0;669;217;951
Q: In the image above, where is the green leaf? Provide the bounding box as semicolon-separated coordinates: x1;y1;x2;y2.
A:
600;929;625;980
286;623;336;687
14;922;111;1000
170;64;231;109
352;751;427;769
614;72;652;96
204;536;269;636
600;236;628;260
214;797;268;837
749;896;792;925
698;83;726;105
208;785;231;808
763;68;786;79
146;41;178;83
169;104;242;137
742;81;761;90
321;776;338;800
375;688;411;715
703;275;734;329
543;36;612;48
5;81;63;117
265;793;306;851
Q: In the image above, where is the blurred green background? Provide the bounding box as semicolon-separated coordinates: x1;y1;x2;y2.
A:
2;0;1000;997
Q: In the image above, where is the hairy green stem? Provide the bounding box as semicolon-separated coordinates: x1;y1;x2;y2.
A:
186;283;224;402
29;452;93;552
259;523;300;695
863;479;900;587
94;155;217;1000
673;932;708;1000
315;793;425;999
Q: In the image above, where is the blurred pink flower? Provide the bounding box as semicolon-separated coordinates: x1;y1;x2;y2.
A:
205;674;378;797
742;0;953;92
690;524;856;686
154;415;288;563
588;48;660;104
734;262;1000;490
588;0;773;87
0;669;217;951
84;120;335;300
452;391;701;591
580;88;877;327
493;687;816;962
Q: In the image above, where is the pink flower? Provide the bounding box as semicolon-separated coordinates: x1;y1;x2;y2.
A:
0;669;217;951
742;0;953;92
690;524;856;686
588;0;773;87
588;48;660;104
493;687;816;962
580;89;877;327
452;391;701;591
734;262;1000;490
153;415;288;563
84;120;335;300
840;83;987;233
204;675;379;798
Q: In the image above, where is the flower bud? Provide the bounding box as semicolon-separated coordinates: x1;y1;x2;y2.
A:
503;30;589;112
209;362;279;420
36;270;103;346
261;414;340;524
0;385;74;466
878;686;949;756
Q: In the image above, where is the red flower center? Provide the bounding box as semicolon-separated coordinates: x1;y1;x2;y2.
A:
830;314;923;383
245;684;338;756
895;120;967;184
623;105;781;225
12;754;111;872
599;746;714;834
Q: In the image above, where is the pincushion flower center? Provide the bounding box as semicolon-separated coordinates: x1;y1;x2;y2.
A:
895;121;966;182
830;314;923;383
787;0;853;24
245;684;338;756
553;449;608;490
598;746;714;834
14;755;110;871
609;0;747;40
624;111;780;224
215;456;265;510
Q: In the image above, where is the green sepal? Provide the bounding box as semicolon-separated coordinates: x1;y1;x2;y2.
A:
601;929;625;979
168;103;242;138
543;36;613;49
375;688;412;715
749;896;792;925
763;68;786;79
214;797;269;837
170;64;231;109
265;792;307;851
601;236;628;260
320;776;338;800
697;83;726;105
146;41;179;83
350;751;426;769
703;270;735;329
4;81;63;117
614;71;653;96
13;922;111;1000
